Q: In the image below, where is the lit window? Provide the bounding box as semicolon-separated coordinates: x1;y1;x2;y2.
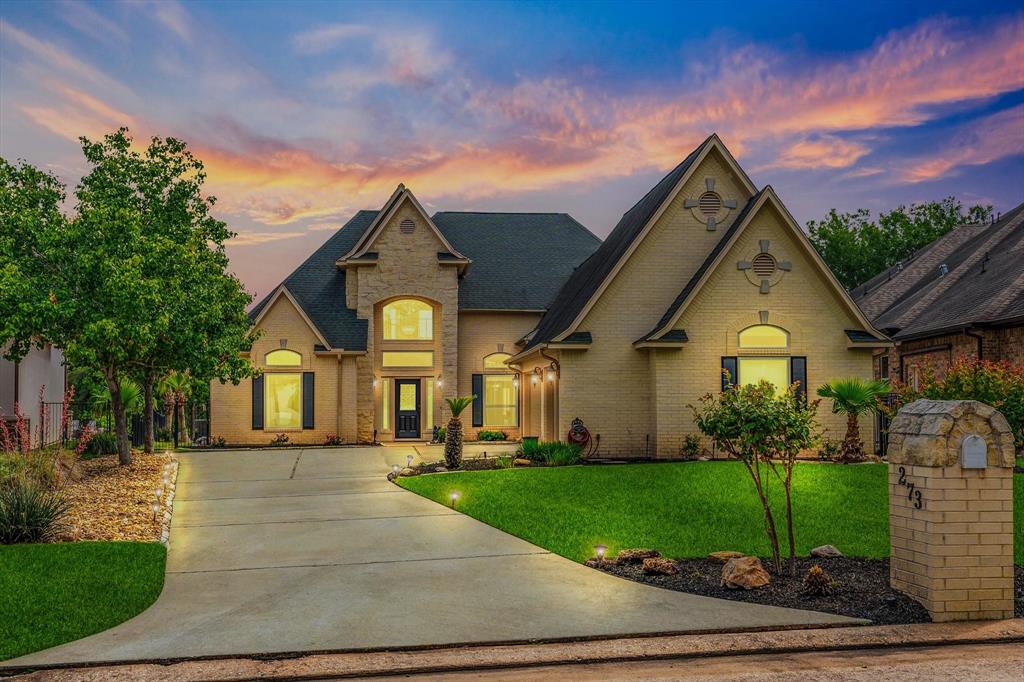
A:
738;325;788;348
381;351;434;367
483;375;517;426
737;357;789;395
425;378;434;428
380;378;391;431
382;299;433;340
266;349;301;366
483;352;511;369
265;373;302;429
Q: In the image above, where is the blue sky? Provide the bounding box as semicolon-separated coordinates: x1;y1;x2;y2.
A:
2;0;1022;298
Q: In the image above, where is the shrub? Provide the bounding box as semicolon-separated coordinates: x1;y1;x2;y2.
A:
209;436;227;448
496;454;516;469
541;442;582;466
81;431;117;459
818;438;840;461
270;433;289;446
434;426;446;444
477;430;508;441
0;479;70;544
803;565;836;596
680;434;702;460
517;440;581;465
323;434;343;446
887;358;1024;447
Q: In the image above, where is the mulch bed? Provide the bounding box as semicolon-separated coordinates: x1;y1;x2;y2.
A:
57;451;175;543
596;556;944;624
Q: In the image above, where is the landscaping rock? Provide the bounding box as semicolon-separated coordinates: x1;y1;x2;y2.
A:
642;557;678;575
514;458;531;466
386;471;398;482
721;556;770;590
615;548;661;563
400;467;416;476
584;557;617;568
708;551;744;563
811;544;843;558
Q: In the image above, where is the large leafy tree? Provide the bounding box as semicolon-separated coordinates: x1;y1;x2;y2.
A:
808;198;992;290
1;130;256;464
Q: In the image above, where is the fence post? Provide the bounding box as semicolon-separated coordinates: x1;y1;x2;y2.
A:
886;399;1015;621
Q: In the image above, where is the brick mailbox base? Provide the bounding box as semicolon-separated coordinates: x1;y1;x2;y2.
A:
886;400;1016;622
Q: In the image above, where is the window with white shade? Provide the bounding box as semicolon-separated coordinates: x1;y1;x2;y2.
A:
382;299;433;340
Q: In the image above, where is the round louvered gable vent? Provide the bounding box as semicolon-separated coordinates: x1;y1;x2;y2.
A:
400;218;415;234
752;253;777;278
698;192;722;216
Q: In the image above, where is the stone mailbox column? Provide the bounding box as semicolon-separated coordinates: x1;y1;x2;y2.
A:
886;399;1016;621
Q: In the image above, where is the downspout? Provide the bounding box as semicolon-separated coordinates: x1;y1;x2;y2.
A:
963;327;984;361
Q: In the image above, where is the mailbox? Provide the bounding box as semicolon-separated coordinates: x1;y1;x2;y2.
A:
961;434;987;469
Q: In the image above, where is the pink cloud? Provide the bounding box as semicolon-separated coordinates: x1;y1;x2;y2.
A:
902;104;1024;183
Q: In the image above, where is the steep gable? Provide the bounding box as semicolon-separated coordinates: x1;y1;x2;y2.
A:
520;134;756;353
638;187;885;344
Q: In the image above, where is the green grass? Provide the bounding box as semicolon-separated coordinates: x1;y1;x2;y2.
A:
400;462;1024;565
0;542;166;661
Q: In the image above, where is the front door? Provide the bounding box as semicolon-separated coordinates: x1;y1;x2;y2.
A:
395;379;421;439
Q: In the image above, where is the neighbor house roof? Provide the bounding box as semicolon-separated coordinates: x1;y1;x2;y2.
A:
249;210;600;350
855;200;1024;340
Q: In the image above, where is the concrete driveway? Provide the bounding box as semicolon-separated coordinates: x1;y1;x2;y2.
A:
7;446;861;668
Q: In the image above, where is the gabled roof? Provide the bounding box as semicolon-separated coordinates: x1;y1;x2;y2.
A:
338;184;468;263
521;134;756;352
249;211;376;351
863;201;1024;339
432;212;600;310
636;187;886;345
249;208;601;350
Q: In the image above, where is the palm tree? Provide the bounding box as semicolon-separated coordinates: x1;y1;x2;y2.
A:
817;378;890;462
158;372;192;444
443;395;476;470
93;379;144;419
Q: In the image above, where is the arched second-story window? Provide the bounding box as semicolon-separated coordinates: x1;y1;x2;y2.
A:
382;299;433;341
738;325;789;349
265;349;302;366
483;352;511;369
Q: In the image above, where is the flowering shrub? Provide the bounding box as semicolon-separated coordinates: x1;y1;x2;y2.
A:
885;358;1024;447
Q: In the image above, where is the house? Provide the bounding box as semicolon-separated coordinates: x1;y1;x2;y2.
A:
210;135;888;455
852;200;1024;387
0;343;67;448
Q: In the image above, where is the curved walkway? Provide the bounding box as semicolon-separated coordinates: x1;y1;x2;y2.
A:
7;447;861;668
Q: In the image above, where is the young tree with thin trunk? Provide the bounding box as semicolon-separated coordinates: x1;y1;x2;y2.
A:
692;379;819;575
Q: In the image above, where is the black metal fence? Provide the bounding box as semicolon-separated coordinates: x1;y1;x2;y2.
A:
876;393;899;456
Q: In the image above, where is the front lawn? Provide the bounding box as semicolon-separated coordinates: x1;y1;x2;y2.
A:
399;461;1024;564
0;542;166;661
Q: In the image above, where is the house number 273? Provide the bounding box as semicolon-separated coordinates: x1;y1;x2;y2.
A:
897;466;923;509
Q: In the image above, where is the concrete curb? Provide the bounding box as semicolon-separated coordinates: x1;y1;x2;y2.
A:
8;619;1022;681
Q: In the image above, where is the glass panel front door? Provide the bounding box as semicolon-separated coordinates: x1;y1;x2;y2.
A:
395;379;421;439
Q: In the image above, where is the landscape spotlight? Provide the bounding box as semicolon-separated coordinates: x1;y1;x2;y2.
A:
594;544;607;561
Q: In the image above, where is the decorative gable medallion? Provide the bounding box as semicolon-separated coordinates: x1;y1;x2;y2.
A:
737;239;792;293
683;177;738;231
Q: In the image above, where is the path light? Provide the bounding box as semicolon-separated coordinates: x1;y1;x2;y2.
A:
392;464;400;475
154;487;163;499
407;454;414;467
594;545;607;561
151;501;160;519
449;491;460;507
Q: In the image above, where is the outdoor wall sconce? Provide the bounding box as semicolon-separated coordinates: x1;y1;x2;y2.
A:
372;378;379;389
546;369;556;383
512;373;520;389
436;375;444;388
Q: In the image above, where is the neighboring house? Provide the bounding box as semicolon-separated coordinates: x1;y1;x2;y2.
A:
210;135;888;455
0;343;67;448
851;200;1024;387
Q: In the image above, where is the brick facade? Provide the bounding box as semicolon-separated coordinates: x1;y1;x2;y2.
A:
874;325;1024;385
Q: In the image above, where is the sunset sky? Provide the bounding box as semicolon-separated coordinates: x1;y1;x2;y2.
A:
2;0;1022;301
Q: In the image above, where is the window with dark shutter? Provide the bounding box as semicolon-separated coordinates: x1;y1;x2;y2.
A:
252;374;264;430
721;357;738;391
302;372;315;429
471;374;483;427
790;357;807;403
